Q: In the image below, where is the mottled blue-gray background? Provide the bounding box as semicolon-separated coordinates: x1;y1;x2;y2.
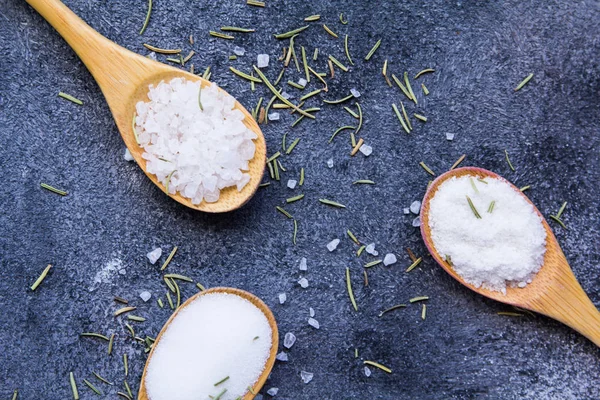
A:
1;0;599;399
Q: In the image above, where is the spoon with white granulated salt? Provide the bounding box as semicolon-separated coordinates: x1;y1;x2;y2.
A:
420;167;600;347
138;287;278;400
26;0;267;212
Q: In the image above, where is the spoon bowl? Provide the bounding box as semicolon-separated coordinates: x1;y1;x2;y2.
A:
137;287;279;400
26;0;266;213
420;167;600;346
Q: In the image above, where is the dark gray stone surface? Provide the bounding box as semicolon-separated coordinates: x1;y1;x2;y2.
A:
1;0;599;399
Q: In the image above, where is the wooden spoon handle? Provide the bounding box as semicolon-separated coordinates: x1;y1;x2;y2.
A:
532;269;600;347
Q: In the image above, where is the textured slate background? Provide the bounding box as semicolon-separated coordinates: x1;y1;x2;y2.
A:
1;0;599;399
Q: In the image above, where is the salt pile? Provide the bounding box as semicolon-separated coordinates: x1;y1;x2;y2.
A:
145;292;272;400
428;175;546;293
134;78;257;204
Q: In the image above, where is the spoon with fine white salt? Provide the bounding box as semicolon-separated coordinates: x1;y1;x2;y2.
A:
138;287;278;400
26;0;267;213
421;167;600;347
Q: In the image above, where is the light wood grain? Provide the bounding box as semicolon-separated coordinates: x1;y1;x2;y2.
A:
26;0;266;213
137;287;279;400
420;167;600;346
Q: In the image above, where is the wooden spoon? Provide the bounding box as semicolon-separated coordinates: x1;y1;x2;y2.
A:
420;167;600;346
26;0;266;213
138;287;279;400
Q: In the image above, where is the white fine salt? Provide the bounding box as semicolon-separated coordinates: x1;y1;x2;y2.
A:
327;239;340;252
135;78;257;204
300;371;314;384
298;278;309;288
145;293;272;400
124;148;134;161
257;54;270;68
147;248;162;264
299;257;307;271
287;179;297;189
359;144;373;156
428;175;546;293
383;253;397;266
410;200;421;214
283;332;296;349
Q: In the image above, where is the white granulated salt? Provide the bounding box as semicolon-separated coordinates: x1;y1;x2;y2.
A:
233;46;245;56
134;78;257;204
267;387;279;396
147;248;162;264
124;148;134;161
276;351;288;361
299;257;307;271
403;208;410;215
410;200;421;214
412;216;421;227
257;54;270;68
298;278;309;288
297;78;307;88
446;132;455;141
327;239;340;252
428;175;546;293
383;253;397;266
140;291;152;302
268;112;280;121
359;144;373;156
300;371;314;384
327;158;334;168
278;293;287;304
283;332;296;349
365;243;378;256
351;88;361;98
308;318;320;329
145;293;272;400
287;179;297;189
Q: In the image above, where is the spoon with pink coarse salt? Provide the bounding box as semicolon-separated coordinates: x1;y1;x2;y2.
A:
420;167;600;346
26;0;267;212
138;287;278;400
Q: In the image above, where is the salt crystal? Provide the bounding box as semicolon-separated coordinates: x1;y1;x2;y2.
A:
383;253;397;266
140;291;152;302
124;148;134;161
268;112;280;121
327;239;340;252
364;366;372;377
278;293;287;304
308;318;320;329
145;293;272;400
359;144;373;156
365;243;378;256
327;158;334;168
410;200;422;214
446;132;455;141
267;388;279;396
299;257;307;271
257;54;270;68
282;92;292;100
309;307;315;317
403;208;410;215
298;277;309;288
283;332;296;348
412;216;421;227
351;88;361;98
276;351;289;361
234;46;245;56
147;52;157;60
300;371;313;384
297;78;307;88
428;175;546;293
119;268;126;275
147;248;162;264
287;179;297;189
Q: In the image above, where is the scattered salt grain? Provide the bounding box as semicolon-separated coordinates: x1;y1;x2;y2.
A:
257;54;270;68
278;293;287;304
276;351;289;362
365;243;378;256
140;291;152;302
327;158;334;168
359;144;373;156
267;388;279;396
299;257;307;271
135;78;257;205
327;239;340;252
297;78;307;88
383;253;397;266
412;216;421;227
446;133;455;141
410;200;421;214
283;332;296;349
268;112;280;121
309;307;315;317
300;371;313;384
287;179;297;189
147;248;162;264
298;278;309;288
144;292;272;400
351;88;361;98
233;46;245;56
282;92;292;100
364;366;372;377
124;148;134;161
308;318;320;329
403;208;410;215
428;175;546;293
147;52;157;60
